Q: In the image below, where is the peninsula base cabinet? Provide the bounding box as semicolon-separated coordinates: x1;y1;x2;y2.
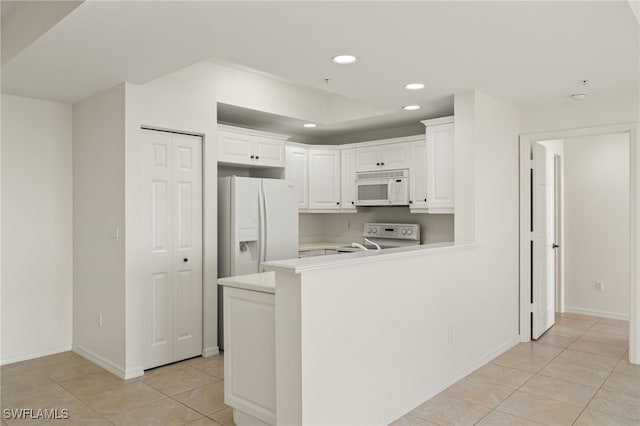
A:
223;286;276;426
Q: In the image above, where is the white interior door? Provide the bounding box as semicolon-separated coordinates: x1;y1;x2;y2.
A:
143;129;202;369
532;143;555;339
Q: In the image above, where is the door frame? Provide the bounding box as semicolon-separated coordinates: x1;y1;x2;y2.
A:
519;122;639;365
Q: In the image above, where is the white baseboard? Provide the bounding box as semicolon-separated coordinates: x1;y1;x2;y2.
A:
72;344;142;380
565;306;629;321
203;346;220;357
0;345;72;366
375;335;521;426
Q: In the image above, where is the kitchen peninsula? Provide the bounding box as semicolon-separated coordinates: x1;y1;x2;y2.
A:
218;241;522;426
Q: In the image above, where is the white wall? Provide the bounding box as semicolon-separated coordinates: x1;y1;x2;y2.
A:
564;133;630;318
273;91;522;424
72;84;127;373
299;210;454;245
1;94;73;364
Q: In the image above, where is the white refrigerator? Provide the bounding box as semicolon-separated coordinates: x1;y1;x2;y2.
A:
217;176;298;348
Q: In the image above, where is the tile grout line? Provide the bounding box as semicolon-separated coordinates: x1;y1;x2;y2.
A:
568;317;629;425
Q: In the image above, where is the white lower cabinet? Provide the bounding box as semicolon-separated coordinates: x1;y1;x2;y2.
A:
224;286;275;425
308;148;341;210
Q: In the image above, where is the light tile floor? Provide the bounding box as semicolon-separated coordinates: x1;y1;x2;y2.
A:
0;352;230;425
1;313;637;425
391;313;639;426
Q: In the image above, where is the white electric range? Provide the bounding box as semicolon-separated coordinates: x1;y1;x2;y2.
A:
336;223;421;253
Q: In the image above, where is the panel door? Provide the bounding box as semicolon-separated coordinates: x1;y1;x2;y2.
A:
340;148;357;210
308;149;341;209
532;143;555;339
218;131;253;165
254;137;285;167
171;134;203;361
143;129;203;370
409;140;428;210
426;123;455;211
145;131;174;368
285;145;309;209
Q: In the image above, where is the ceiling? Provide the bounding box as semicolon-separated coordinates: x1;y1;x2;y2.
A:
2;1;638;138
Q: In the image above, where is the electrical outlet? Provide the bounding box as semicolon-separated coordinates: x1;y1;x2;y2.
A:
112;226;120;241
595;281;604;292
447;325;453;343
98;313;103;327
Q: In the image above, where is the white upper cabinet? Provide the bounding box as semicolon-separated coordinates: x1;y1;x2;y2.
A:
355;143;411;172
340;148;357;211
308;149;341;210
218;125;287;168
409;139;429;211
421;117;454;213
285;144;309;209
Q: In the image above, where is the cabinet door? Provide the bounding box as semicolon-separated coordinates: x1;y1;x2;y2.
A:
381;143;410;170
409;140;428;210
223;287;276;424
426;123;454;212
308;149;341;210
255;137;285;167
218;131;254;165
285;145;308;209
340;148;357;211
355;146;382;172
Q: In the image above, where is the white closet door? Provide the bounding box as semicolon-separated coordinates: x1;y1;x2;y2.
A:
143;129;202;369
171;133;203;361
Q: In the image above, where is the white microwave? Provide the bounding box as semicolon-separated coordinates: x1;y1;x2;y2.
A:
355;169;409;206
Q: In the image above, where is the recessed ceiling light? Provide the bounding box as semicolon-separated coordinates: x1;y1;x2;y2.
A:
303;123;317;128
404;83;425;90
331;54;358;64
402;105;421;111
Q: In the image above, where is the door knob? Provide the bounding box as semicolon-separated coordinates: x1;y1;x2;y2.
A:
552;244;559;249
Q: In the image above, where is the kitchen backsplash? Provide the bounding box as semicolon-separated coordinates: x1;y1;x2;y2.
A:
299;208;454;245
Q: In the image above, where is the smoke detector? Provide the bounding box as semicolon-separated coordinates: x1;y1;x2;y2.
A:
571;80;589;101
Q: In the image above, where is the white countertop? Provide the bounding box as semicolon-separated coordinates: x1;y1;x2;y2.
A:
265;241;475;273
217;271;275;294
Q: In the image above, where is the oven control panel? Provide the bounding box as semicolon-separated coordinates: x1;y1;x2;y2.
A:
363;223;420;241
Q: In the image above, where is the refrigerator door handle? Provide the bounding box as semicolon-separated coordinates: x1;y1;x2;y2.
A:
258;182;267;270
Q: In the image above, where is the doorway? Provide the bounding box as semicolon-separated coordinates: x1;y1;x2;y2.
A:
519;123;638;364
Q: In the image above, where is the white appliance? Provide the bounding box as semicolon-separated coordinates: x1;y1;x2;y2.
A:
218;176;298;349
355;169;409;206
336;223;420;252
